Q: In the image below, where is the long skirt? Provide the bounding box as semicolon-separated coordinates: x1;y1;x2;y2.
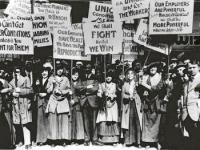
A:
47;112;71;140
71;108;84;140
97;122;119;143
36;106;48;143
142;111;161;142
122;100;141;145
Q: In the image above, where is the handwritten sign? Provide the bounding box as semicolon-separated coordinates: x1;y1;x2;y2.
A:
33;14;52;47
88;1;113;22
112;0;150;22
0;19;33;55
34;3;72;31
83;22;123;55
54;24;91;61
149;0;194;34
134;19;169;55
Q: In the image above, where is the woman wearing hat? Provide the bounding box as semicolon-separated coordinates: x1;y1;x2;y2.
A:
70;68;85;144
121;68;142;147
138;62;165;148
45;63;72;146
96;70;120;145
35;64;52;145
10;65;33;149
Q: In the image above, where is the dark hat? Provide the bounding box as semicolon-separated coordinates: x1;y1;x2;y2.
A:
147;62;161;69
106;70;113;78
175;61;186;70
125;67;134;75
56;63;64;70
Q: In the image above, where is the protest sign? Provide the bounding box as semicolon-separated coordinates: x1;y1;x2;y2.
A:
83;22;123;55
149;0;194;34
54;23;91;61
0;19;33;55
4;0;31;17
123;28;144;55
134;19;169;55
112;0;150;22
34;3;71;31
88;1;113;22
33;14;52;47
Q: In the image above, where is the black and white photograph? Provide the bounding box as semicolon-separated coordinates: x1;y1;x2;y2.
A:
0;0;199;150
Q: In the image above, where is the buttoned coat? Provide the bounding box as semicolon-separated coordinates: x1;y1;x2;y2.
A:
10;75;33;124
182;73;200;122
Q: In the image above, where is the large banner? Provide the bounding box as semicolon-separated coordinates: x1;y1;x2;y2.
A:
0;19;33;55
149;0;194;34
34;3;71;31
33;14;52;47
83;22;123;55
123;27;144;55
54;23;91;61
88;1;113;22
112;0;149;22
4;0;31;17
134;19;169;55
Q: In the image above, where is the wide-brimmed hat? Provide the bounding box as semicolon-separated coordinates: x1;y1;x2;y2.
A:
175;61;186;70
147;62;161;73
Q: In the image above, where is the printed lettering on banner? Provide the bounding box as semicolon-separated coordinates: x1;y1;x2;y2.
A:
83;22;123;55
33;14;52;47
0;19;33;55
123;28;144;55
88;1;113;23
149;0;194;34
54;23;91;61
34;3;72;32
134;19;169;55
112;0;150;22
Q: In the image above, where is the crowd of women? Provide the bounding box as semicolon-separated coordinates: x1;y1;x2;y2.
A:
0;56;200;150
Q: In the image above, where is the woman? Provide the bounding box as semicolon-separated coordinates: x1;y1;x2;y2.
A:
70;68;84;144
45;63;72;146
139;62;165;148
35;64;52;145
96;71;120;145
121;68;142;147
10;66;33;149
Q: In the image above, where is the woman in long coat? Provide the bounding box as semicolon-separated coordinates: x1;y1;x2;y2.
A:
45;64;72;146
121;68;142;146
139;62;165;148
70;68;84;143
35;65;52;145
96;71;120;144
10;66;33;149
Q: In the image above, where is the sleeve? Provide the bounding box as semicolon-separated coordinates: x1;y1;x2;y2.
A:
151;80;164;92
122;84;130;99
46;76;54;94
97;83;103;97
86;80;99;94
60;77;71;95
19;77;33;96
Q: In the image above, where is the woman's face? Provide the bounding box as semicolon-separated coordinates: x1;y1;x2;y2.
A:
42;70;49;78
56;68;63;76
150;67;157;75
127;70;134;81
72;72;79;81
106;76;112;83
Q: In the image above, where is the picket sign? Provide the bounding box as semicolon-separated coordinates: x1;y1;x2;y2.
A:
134;19;169;55
54;23;91;61
112;0;150;22
149;0;194;35
0;18;33;55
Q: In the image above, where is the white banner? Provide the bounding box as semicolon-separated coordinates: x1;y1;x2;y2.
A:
34;3;72;32
123;28;144;55
134;19;169;55
88;1;113;22
4;0;31;17
33;14;52;47
112;0;149;22
149;0;194;34
83;22;123;55
0;19;33;55
54;23;91;61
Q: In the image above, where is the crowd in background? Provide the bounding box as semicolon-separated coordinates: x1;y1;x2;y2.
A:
0;56;200;150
